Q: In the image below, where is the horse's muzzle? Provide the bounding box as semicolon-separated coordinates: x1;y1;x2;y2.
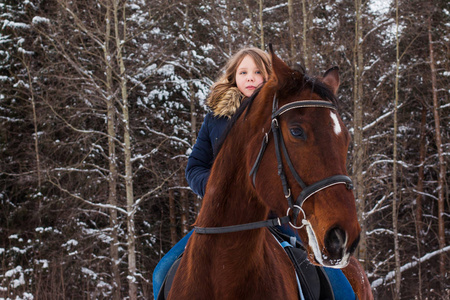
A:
323;226;360;267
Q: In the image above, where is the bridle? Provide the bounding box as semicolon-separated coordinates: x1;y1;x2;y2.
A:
195;94;353;235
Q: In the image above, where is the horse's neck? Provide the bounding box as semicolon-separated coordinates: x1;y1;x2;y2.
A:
197;155;267;228
195;139;269;246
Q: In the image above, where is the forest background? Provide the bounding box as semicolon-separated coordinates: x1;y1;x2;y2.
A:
0;0;448;299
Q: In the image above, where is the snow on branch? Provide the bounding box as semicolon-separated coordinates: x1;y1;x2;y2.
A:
144;124;191;148
364;193;391;217
263;3;287;13
366;228;415;240
32;16;50;24
367;159;410;170
48;176;128;215
371;245;450;288
2;20;30;29
412;189;439;201
363;102;404;132
45;100;124;146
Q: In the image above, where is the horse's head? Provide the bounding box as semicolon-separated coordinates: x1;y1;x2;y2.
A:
248;47;361;268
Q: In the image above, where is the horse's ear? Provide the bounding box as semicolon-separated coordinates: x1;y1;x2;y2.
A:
322;66;340;95
268;44;294;89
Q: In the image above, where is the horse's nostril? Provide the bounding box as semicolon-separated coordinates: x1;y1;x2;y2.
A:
348;234;360;255
325;227;346;257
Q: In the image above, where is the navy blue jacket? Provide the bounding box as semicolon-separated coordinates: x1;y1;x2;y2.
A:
185;112;230;197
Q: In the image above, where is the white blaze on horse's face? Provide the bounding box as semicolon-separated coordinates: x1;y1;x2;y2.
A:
330;112;342;136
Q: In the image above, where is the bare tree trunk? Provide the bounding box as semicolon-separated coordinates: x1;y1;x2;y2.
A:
244;0;258;47
288;0;295;64
352;0;367;269
180;187;189;235
416;105;427;235
169;189;177;246
301;0;309;70
259;0;264;49
189;81;199;216
225;0;233;55
21;50;44;298
189;94;197;147
413;104;427;299
184;4;198;220
104;2;121;298
413;204;423;300
22;55;42;216
392;1;401;296
113;0;137;298
428;15;446;284
190;108;201;217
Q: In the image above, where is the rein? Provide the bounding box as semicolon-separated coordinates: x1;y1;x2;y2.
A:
195;94;353;235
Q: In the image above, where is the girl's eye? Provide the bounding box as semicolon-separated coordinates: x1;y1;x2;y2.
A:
290;127;306;140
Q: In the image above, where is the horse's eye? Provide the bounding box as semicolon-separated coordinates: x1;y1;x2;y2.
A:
290;127;306;140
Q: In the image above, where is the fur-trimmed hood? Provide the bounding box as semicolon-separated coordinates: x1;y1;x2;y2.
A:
206;87;244;118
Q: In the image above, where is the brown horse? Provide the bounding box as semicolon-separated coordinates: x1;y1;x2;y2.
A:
168;48;373;300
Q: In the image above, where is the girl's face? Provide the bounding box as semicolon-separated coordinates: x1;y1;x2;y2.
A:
235;55;266;97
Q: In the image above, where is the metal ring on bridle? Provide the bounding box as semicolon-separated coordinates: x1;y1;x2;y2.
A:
272;118;279;127
286;205;306;229
284;188;291;199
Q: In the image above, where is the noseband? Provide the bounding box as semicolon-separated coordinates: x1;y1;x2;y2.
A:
195;94;353;234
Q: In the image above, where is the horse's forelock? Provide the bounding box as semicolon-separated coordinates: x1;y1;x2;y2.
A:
277;71;339;107
270;49;337;105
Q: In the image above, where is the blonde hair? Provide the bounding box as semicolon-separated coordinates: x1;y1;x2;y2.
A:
206;48;272;117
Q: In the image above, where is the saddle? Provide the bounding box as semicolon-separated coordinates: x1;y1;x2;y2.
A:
156;227;335;300
269;227;335;300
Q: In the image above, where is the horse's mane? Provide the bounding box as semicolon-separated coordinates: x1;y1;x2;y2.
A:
213;71;338;158
212;86;261;158
279;68;338;107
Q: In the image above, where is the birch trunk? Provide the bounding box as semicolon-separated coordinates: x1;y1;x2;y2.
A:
416;106;427;236
428;15;446;283
169;189;177;246
259;0;264;49
392;0;401;296
180;187;189;235
185;5;198;220
22;55;42;215
288;0;295;64
352;0;367;269
414;105;427;298
244;0;258;47
225;0;233;55
104;1;121;298
301;0;309;70
189;79;199;216
113;0;137;298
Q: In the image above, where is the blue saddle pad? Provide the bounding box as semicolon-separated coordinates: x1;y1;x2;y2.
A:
152;230;193;299
323;268;356;300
